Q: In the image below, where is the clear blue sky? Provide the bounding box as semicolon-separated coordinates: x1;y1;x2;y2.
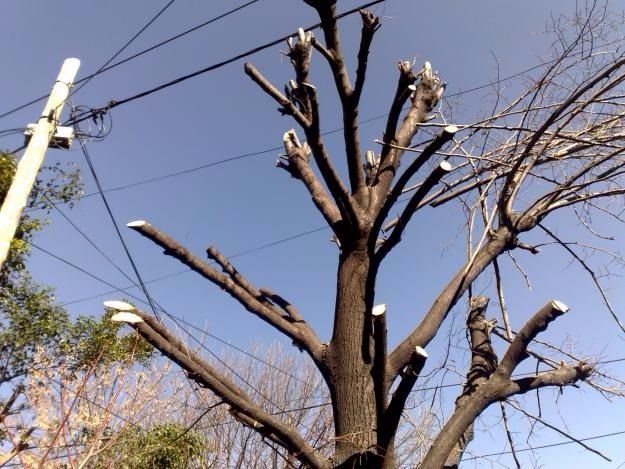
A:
2;1;625;467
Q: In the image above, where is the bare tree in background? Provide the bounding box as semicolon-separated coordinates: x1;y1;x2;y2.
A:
110;1;625;467
4;341;337;468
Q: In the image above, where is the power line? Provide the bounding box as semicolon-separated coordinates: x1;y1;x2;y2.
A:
37;371;143;429
76;136;161;321
0;0;262;121
29;234;625;396
0;54;540;157
66;0;388;128
28;235;322;388
30;237;298;411
463;429;625;461
44;195;137;287
73;0;263;97
69;111;380;202
78;145;281;200
6;0;386;157
31;196;329;401
61;268;191;306
22;239;625;464
60;225;328;307
74;140;270;426
40;200;277;413
0;128;26;139
62;62;550;202
65;142;245;440
72;0;179;96
35;232;326;388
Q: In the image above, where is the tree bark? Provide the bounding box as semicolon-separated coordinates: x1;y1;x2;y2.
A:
326;240;379;467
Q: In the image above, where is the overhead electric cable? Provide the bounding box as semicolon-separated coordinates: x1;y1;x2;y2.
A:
73;0;262;96
61;225;329;306
63;62;553;202
72;0;179;96
28;239;320;388
45;195;137;286
76;137;161;320
23;235;625;463
80;145;282;199
66;0;388;127
0;0;262;121
29;236;625;401
4;424;625;467
463;429;625;461
28;224;318;388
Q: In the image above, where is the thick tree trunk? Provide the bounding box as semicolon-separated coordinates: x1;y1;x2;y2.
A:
326;242;380;467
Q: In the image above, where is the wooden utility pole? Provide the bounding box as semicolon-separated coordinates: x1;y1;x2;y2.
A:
0;58;80;269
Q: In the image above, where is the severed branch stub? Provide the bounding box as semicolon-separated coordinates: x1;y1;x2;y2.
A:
498;300;569;377
379;346;428;457
372;303;388;419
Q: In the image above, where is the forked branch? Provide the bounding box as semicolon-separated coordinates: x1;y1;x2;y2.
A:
421;300;592;468
126;220;323;361
387;225;514;382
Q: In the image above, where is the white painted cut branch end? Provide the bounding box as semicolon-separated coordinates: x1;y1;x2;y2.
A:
551;300;569;313
127;220;147;228
372;304;387;316
103;300;135;311
111;312;143;324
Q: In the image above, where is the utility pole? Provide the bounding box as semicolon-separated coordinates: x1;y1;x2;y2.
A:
0;58;80;269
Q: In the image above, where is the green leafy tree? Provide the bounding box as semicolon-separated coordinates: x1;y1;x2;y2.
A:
92;422;208;468
0;150;82;386
60;309;153;373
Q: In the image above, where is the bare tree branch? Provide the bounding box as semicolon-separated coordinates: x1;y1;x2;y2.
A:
111;309;330;469
281;129;344;236
421;299;592;469
353;10;381;107
500;402;522;469
506;400;610;462
371;62;446;216
387;226;514;382
538;223;625;332
244;63;311;128
375;161;453;262
306;1;367;197
498;300;569;377
126;220;323;361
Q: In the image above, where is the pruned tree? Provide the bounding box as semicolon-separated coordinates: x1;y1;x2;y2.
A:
108;1;625;467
